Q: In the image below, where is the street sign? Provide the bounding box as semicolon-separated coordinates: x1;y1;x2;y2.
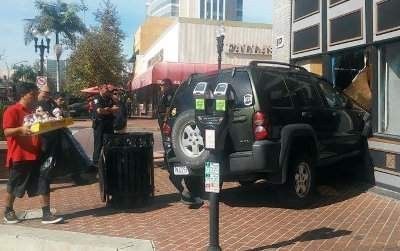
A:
205;161;220;193
36;76;47;88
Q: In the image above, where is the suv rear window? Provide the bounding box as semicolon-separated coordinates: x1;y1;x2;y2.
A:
218;70;253;108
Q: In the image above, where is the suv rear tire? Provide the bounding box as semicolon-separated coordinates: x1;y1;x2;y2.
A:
171;110;209;168
287;154;315;206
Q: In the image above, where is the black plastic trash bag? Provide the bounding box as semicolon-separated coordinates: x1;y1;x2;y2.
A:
40;155;56;179
40;128;92;180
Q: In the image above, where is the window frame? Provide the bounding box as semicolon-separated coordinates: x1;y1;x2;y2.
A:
293;0;320;22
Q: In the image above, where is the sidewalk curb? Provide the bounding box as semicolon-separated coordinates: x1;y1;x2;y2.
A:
369;185;400;201
0;225;155;251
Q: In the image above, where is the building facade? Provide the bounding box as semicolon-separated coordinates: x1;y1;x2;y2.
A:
272;0;400;192
46;59;66;91
147;0;243;21
135;17;272;76
132;17;272;117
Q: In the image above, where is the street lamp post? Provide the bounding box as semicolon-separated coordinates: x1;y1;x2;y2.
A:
216;26;225;71
33;30;51;76
54;43;63;93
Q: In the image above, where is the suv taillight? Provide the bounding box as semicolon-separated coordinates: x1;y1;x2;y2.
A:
253;112;269;140
162;122;172;137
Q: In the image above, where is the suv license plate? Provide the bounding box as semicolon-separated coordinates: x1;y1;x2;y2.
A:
174;165;189;175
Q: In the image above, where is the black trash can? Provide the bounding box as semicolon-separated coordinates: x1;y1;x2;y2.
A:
99;132;154;208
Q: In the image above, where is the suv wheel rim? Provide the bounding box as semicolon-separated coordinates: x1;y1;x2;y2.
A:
179;122;205;158
294;162;311;198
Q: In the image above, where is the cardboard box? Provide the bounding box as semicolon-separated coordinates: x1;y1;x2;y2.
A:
30;118;74;135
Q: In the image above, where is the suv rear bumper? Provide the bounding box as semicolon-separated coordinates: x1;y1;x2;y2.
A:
229;140;281;173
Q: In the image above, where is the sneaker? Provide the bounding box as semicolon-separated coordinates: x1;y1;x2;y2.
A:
4;210;20;224
180;191;204;206
42;213;63;224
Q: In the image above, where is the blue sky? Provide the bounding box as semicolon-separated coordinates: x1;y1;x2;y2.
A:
0;0;272;76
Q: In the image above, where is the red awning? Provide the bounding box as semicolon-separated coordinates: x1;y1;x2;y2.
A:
130;62;233;91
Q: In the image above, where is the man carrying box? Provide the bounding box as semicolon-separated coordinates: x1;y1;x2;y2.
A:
2;82;63;224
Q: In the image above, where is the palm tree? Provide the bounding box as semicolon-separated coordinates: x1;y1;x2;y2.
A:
24;0;87;47
11;64;37;83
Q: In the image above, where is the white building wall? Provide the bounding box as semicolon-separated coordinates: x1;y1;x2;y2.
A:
179;0;200;18
179;22;272;65
137;23;180;74
137;20;272;74
272;0;292;63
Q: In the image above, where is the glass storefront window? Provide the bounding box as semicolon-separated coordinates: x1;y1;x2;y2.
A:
295;57;323;76
331;49;365;90
378;41;400;136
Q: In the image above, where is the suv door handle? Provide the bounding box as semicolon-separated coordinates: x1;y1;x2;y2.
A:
301;111;313;118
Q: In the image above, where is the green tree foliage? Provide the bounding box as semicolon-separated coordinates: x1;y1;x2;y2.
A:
24;0;87;47
65;0;125;96
11;65;37;83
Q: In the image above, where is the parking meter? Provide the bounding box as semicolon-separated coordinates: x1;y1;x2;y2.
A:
193;82;236;251
193;81;214;116
194;82;235;152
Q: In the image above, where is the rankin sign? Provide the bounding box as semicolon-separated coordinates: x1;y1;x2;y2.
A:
226;43;272;56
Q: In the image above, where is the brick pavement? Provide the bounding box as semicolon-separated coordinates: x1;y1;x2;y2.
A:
1;167;399;251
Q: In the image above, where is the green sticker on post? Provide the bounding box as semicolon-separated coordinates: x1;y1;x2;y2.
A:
196;98;205;110
216;100;226;111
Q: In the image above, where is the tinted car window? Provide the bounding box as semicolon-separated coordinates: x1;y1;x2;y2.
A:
218;70;253;108
318;80;347;108
258;72;292;108
285;73;322;108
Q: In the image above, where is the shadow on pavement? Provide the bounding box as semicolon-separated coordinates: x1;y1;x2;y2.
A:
221;159;374;210
61;192;181;220
245;227;352;251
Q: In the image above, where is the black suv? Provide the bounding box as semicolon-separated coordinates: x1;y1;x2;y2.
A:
161;61;368;201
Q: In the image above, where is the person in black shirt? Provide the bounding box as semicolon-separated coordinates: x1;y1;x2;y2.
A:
92;84;119;166
157;79;203;206
111;89;127;133
157;79;176;128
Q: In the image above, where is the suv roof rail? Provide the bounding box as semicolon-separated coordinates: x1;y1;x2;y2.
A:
249;61;308;72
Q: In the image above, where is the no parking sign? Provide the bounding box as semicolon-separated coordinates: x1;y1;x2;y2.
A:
36;76;47;89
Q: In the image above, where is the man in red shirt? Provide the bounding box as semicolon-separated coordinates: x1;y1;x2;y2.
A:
2;82;63;224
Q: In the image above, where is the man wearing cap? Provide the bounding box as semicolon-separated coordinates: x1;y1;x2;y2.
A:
92;84;119;166
37;84;57;114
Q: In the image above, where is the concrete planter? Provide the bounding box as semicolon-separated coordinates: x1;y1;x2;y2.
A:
0;141;8;179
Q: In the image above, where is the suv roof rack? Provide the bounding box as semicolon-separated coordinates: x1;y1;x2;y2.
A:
249;61;308;72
